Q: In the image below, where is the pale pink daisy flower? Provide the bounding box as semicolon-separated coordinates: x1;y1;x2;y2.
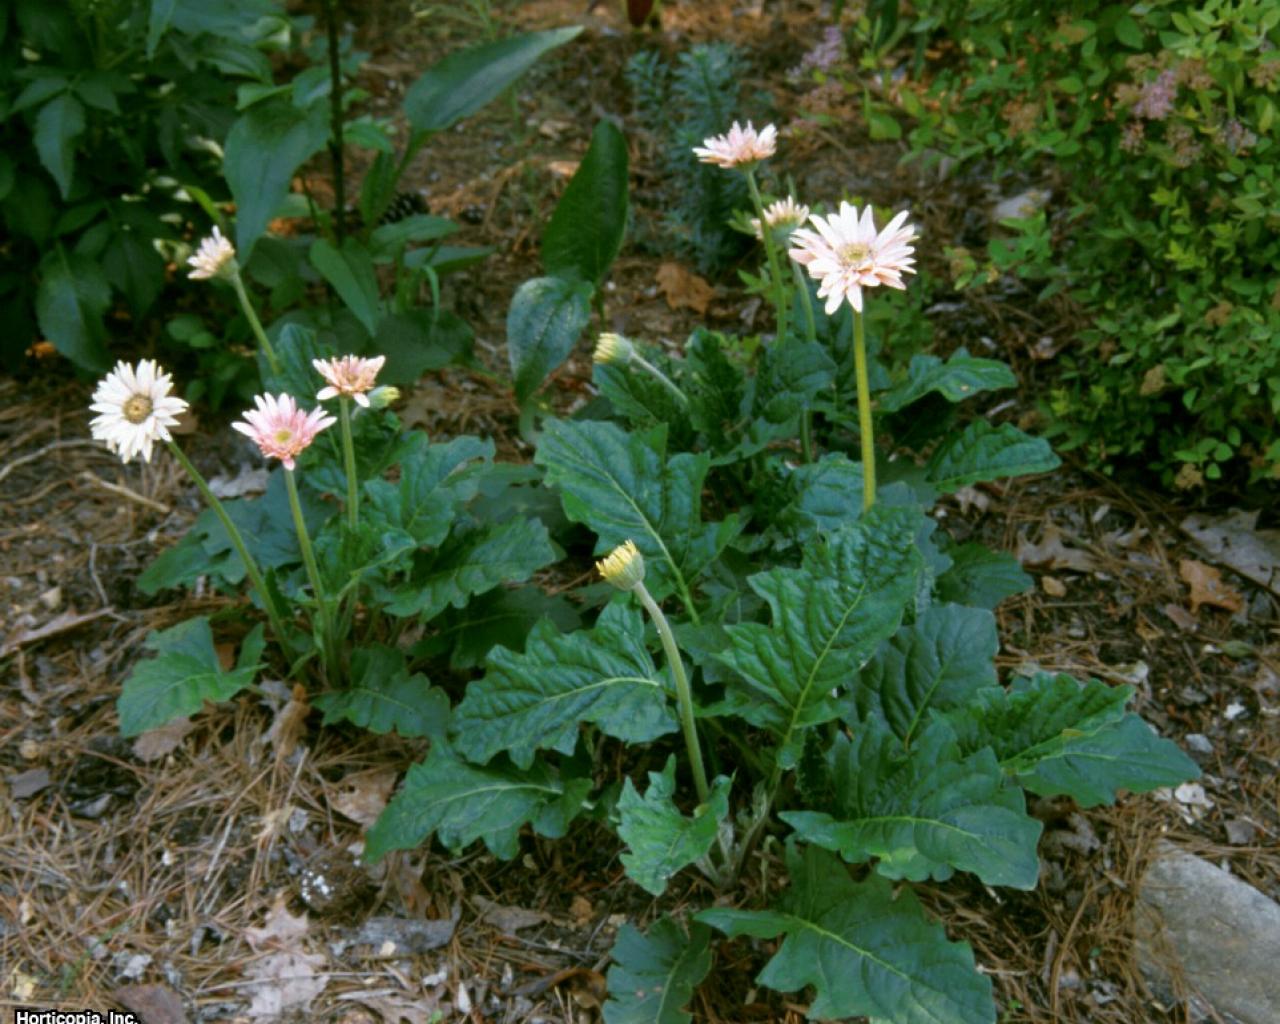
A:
90;359;189;464
232;393;336;471
692;121;778;169
789;202;917;314
187;226;237;281
313;354;386;407
750;196;811;241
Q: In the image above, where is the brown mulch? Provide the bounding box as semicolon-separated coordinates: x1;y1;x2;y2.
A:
3;2;1278;1023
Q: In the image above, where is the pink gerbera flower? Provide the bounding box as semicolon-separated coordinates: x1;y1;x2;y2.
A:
312;355;386;407
232;393;336;471
789;202;917;314
692;121;778;169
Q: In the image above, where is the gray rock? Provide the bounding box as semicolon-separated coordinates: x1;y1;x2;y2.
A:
1135;841;1280;1024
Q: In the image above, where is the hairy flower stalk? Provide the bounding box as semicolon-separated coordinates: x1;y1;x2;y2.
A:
187;226;281;374
314;355;385;528
593;333;689;407
791;202;918;508
598;541;710;804
744;170;790;340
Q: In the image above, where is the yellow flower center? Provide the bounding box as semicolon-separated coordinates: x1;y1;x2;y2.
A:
274;428;294;445
123;395;153;424
839;241;872;266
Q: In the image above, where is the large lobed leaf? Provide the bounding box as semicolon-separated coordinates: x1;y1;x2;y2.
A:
926;420;1060;492
535;419;741;603
363;434;493;549
945;673;1199;806
935;542;1032;609
603;917;712;1024
312;645;449;739
542;119;629;286
117;619;264;736
452;603;677;769
878;348;1017;413
697;843;995;1024
617;757;731;896
714;505;923;767
782;718;1042;889
365;744;590;862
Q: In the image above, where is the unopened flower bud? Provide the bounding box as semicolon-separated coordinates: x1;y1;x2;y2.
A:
597;539;645;591
366;385;401;409
593;332;636;367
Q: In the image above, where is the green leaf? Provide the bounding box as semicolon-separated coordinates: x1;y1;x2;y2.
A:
117;619;263;736
36;249;110;372
535;419;741;602
375;309;474;385
935;543;1032;609
697;844;995;1024
34;93;85;199
225;101;329;257
781;719;1042;888
364;433;493;548
453;602;676;768
855;603;999;746
603;917;712;1024
258;322;334;401
618;757;731;896
404;26;584;134
427;587;582;670
926;421;1060;492
774;454;863;544
378;517;556;619
365;744;590;862
103;229;164;316
1113;13;1144;48
542;119;628;286
368;214;457;259
507;275;594;404
313;645;448;738
715;506;923;766
945;673;1197;805
147;0;178;57
310;239;381;335
879;348;1017;413
754;339;837;425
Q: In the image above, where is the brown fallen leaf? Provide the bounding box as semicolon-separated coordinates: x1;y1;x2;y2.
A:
264;683;310;758
1040;575;1067;597
244;951;327;1018
114;983;188;1024
132;717;196;762
1;608;113;658
568;894;594;928
1178;558;1245;614
1016;525;1097;573
1181;509;1280;596
1161;602;1199;633
331;769;398;828
656;261;714;315
474;894;547;935
244;892;309;950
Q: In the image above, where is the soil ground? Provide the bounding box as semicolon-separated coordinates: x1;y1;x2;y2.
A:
2;2;1278;1023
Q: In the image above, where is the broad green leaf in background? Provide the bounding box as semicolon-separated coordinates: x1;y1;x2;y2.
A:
697;844;996;1024
368;214;457;260
147;0;179;57
426;587;582;670
117;620;264;736
377;518;556;619
945;673;1199;805
754;339;837;425
404;26;584;134
36;249;110;372
224;100;329;256
34;93;85;198
926;420;1060;492
542;119;629;286
854;602;999;746
878;348;1017;412
617;757;732;896
363;434;493;548
375;309;475;384
781;719;1042;889
773;453;863;543
507;275;594;404
452;603;676;769
935;542;1032;609
536;419;741;604
312;645;449;738
257;322;334;403
714;506;923;767
103;229;165;316
603;917;712;1024
310;239;381;335
365;743;590;862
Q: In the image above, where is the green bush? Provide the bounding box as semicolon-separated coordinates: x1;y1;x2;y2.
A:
899;1;1280;486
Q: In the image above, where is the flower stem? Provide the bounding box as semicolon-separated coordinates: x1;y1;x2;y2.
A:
633;354;689;407
635;581;710;805
745;169;788;341
284;467;335;678
231;271;282;375
338;397;358;529
166;441;290;646
852;309;876;511
791;260;819;464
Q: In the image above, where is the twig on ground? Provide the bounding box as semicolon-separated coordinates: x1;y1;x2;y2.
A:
78;470;171;514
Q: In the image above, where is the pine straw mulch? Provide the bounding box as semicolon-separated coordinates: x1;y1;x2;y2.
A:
4;1;1280;1022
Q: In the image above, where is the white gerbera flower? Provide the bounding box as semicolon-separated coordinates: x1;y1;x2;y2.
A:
692;121;778;169
187;226;237;281
789;202;917;314
89;360;189;464
312;354;386;407
750;196;811;241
